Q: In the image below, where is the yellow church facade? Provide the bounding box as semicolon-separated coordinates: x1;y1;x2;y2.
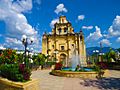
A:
42;16;86;67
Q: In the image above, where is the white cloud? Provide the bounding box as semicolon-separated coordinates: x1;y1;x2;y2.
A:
50;18;59;28
49;32;52;34
103;34;108;38
4;37;23;49
0;45;6;50
6;37;22;45
82;26;93;30
0;0;40;52
78;15;85;20
100;39;112;46
116;37;120;42
108;15;120;37
54;4;68;14
86;26;102;41
11;0;32;13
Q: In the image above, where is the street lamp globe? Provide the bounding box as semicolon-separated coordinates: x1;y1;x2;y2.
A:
96;50;99;53
22;35;27;43
93;50;99;53
30;37;34;43
31;48;33;51
26;47;29;50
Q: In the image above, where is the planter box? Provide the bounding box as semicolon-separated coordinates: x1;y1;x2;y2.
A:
0;77;40;90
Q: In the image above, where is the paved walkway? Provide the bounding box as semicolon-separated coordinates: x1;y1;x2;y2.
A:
32;70;120;90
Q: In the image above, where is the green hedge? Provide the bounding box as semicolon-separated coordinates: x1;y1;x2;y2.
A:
0;64;31;82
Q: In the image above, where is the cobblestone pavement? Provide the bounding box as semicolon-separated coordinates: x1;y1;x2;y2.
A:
32;70;120;90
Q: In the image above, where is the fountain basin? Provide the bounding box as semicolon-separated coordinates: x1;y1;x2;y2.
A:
62;67;93;72
51;69;98;78
50;69;109;78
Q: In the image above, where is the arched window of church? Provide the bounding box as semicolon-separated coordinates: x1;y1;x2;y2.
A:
72;44;74;48
80;35;83;40
61;46;64;50
62;19;64;23
58;28;61;34
64;28;68;33
52;45;54;49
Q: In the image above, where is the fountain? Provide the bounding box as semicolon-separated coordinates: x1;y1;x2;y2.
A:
50;47;107;78
62;47;92;72
70;48;80;70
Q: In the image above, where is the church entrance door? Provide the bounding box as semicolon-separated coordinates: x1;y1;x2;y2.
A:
60;54;67;67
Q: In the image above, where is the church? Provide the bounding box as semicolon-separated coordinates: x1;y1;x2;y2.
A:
42;16;86;67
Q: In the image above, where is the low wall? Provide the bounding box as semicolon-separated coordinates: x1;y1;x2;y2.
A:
0;77;40;90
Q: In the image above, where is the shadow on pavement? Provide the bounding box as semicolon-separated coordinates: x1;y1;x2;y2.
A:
80;77;120;90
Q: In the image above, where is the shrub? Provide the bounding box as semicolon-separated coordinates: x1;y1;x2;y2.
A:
94;64;104;78
23;68;31;80
0;64;23;81
97;62;108;69
0;49;18;65
46;61;56;66
0;64;31;82
94;65;101;72
19;64;26;73
54;62;62;70
19;64;31;80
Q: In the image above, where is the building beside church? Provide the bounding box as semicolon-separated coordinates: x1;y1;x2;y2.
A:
42;16;86;67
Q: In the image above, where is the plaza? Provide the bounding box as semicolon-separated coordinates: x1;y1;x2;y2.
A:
0;0;120;90
32;70;120;90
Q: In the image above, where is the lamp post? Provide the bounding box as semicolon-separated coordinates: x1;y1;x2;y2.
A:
93;50;99;63
21;35;34;68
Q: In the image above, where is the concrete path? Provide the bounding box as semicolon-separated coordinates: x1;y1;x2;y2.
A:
32;70;120;90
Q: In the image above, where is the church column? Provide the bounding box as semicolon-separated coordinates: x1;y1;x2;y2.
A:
77;33;80;55
66;31;69;67
78;33;82;66
54;27;57;60
74;34;77;55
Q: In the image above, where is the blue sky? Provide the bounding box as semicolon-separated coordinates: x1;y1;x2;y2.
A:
0;0;120;52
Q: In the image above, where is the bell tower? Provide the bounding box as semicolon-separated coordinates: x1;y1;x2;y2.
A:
52;16;74;35
42;32;48;55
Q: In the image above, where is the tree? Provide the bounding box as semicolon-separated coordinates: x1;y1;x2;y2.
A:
103;48;116;62
92;53;99;63
32;53;46;68
117;48;120;52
